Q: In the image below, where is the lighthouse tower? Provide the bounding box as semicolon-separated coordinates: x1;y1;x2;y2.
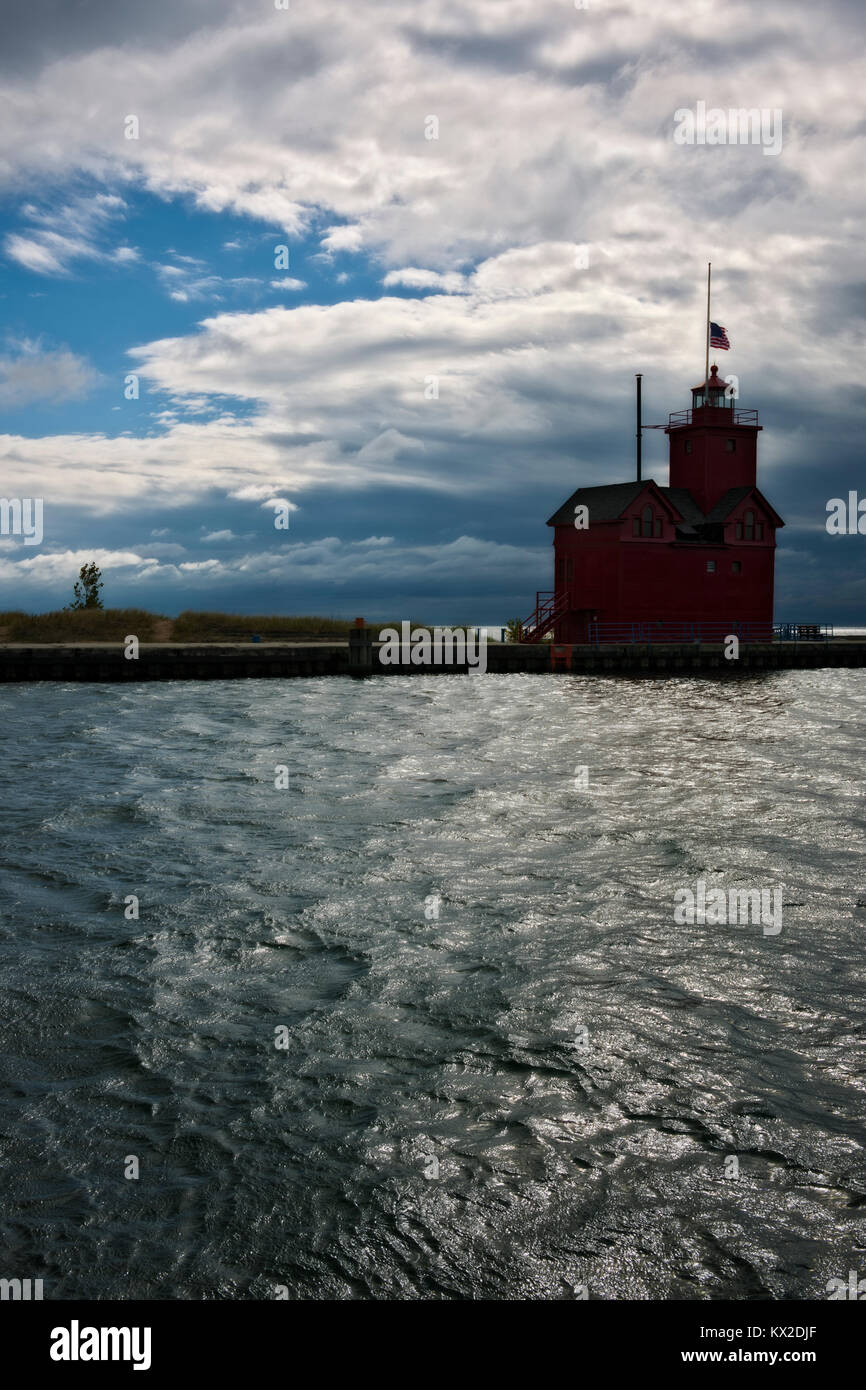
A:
524;367;784;644
668;363;761;513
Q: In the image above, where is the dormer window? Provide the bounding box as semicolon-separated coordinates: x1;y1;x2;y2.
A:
634;508;663;538
744;509;755;541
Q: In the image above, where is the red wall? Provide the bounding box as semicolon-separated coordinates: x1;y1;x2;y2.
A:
668;420;760;514
552;496;777;641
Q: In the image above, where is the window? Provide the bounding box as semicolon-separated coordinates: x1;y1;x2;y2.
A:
744;509;755;541
756;523;764;540
732;561;741;574
684;439;693;454
642;505;653;538
706;560;716;573
633;517;640;536
726;439;736;453
654;519;662;537
735;521;743;539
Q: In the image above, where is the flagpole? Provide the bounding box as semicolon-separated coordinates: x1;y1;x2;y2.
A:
705;261;711;391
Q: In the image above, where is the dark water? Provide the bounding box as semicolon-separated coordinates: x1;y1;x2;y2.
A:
0;672;864;1301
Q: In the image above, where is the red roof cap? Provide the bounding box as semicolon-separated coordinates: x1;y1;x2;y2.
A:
692;363;727;393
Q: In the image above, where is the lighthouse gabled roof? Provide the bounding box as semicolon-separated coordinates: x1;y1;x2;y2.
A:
703;485;785;528
662;488;705;526
546;478;784;535
546;480;643;525
546;479;685;526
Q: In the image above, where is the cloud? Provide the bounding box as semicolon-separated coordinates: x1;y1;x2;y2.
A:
0;535;545;596
2;225;860;526
0;0;863;616
154;260;262;302
0;341;100;407
3;192;135;276
0;0;861;279
0;548;163;583
383;268;467;293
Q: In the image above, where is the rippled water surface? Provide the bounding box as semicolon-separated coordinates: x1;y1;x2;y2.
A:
1;672;864;1300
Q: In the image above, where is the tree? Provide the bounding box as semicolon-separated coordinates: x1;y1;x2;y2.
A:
67;562;104;610
505;618;524;643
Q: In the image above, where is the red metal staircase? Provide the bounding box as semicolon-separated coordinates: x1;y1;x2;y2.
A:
520;590;570;643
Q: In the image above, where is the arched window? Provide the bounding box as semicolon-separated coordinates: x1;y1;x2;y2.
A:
633;517;640;536
642;505;653;537
744;509;755;540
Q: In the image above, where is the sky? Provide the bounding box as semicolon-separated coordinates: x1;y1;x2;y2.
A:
0;0;864;624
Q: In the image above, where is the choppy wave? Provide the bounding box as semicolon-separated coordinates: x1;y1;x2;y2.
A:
0;672;864;1299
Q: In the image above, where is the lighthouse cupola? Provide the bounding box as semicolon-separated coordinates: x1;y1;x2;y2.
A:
692;363;730;412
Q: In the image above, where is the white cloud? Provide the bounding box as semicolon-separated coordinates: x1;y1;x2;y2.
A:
0;535;545;594
1;0;857;276
0;548;162;583
3;192;134;276
0;341;100;407
2;223;858;520
383;268;466;293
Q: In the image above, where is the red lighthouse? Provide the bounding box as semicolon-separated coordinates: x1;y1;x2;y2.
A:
525;365;784;643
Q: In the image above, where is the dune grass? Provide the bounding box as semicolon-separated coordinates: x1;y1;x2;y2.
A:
2;608;162;642
0;609;499;643
171;611;354;641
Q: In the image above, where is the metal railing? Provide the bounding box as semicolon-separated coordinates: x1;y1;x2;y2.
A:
667;407;759;428
588;620;773;646
773;623;833;643
522;590;570;643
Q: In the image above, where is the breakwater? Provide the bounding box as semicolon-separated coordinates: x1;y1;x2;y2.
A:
1;632;865;681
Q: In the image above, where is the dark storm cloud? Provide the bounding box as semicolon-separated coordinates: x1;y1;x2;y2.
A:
0;0;236;73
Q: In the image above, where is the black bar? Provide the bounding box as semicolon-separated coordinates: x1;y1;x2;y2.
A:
9;1296;860;1376
636;372;642;481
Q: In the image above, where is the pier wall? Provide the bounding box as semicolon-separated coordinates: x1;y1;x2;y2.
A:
0;633;864;682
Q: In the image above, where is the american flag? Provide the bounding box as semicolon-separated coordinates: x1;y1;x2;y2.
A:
709;321;731;350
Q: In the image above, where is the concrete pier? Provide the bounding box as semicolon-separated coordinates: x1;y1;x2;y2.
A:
0;634;864;681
